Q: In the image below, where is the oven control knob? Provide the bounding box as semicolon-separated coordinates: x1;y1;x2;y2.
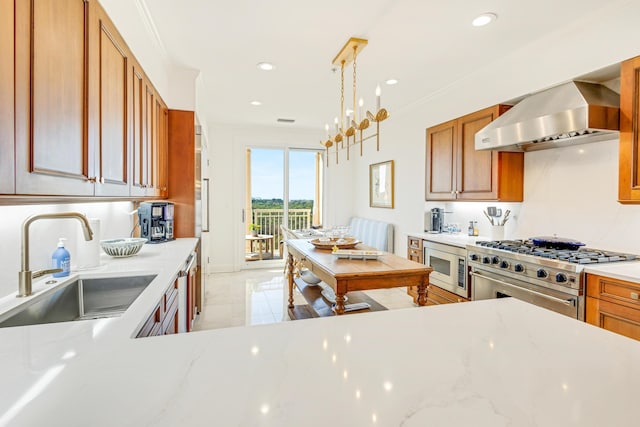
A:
499;260;510;269
514;263;525;273
536;268;548;278
469;253;479;261
482;256;491;264
491;256;500;264
556;273;568;283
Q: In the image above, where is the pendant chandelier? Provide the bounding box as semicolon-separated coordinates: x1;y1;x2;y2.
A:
321;38;389;166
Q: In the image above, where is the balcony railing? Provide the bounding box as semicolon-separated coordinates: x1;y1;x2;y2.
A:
250;209;312;258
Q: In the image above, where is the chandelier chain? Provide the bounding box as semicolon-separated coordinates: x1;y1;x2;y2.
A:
352;46;357;121
340;62;345;131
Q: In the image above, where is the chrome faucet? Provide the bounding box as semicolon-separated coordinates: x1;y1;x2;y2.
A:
18;212;94;297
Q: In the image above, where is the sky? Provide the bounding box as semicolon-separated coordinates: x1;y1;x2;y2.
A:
250;148;318;200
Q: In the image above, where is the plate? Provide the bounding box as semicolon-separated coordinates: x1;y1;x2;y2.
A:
310;237;359;250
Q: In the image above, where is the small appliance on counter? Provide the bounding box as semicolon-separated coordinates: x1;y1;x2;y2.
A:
138;202;175;243
427;208;444;233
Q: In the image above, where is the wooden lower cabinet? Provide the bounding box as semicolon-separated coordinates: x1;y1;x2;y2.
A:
406;236;424;301
137;276;180;338
407;283;468;305
586;274;640;340
425;284;469;305
407;236;423;263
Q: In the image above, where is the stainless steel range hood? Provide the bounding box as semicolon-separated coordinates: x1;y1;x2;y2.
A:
475;81;620;152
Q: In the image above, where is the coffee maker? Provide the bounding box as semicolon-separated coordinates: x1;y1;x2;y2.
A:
428;208;444;233
138;202;175;243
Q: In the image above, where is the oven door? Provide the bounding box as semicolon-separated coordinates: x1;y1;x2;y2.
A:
471;269;582;320
424;246;467;298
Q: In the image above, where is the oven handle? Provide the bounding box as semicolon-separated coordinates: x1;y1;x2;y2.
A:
470;271;576;307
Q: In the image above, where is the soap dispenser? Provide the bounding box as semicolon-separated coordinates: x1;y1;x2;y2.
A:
52;238;70;277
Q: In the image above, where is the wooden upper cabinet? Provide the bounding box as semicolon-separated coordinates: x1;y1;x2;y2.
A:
9;0;168;200
0;0;15;194
90;4;129;197
156;99;169;198
618;55;640;203
425;120;456;199
426;105;524;201
129;59;167;198
130;59;147;197
168;109;196;237
15;0;94;195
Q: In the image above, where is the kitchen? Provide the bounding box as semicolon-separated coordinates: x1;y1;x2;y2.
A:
1;0;640;425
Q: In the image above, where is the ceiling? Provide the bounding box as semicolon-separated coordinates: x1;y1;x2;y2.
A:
139;0;624;132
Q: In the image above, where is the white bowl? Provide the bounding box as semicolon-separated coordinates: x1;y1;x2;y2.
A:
100;238;147;257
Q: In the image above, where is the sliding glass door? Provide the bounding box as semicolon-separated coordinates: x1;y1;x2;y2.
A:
244;148;322;266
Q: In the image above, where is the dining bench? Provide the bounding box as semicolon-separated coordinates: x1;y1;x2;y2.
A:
348;217;394;252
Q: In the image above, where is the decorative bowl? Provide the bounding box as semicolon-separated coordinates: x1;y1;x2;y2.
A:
100;238;147;257
310;237;360;250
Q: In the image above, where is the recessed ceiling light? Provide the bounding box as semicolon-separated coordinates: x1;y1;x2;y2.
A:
256;62;274;71
250;101;262;106
385;79;398;85
472;13;497;27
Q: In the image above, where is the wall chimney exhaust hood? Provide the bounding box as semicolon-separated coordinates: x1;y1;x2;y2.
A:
475;81;620;152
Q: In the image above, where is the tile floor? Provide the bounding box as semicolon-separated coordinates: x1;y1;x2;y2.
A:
193;268;417;331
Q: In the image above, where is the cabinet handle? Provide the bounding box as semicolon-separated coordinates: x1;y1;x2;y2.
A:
631;292;639;300
86;177;97;183
99;177;105;184
450;191;455;195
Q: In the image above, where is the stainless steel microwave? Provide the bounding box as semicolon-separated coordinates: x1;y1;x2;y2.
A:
423;240;468;298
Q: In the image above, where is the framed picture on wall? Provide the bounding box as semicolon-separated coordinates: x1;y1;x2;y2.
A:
369;160;394;208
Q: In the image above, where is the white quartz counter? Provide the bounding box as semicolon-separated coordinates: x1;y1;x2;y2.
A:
583;260;640;284
408;231;488;248
1;274;639;426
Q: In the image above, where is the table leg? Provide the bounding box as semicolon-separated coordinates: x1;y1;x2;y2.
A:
334;291;346;315
287;253;294;309
417;275;428;306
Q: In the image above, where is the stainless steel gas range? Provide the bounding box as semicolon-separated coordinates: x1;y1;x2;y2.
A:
467;239;637;321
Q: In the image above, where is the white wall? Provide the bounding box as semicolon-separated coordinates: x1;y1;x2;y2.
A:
324;0;640;256
0;202;135;299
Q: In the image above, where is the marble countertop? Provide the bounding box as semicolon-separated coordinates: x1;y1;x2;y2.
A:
583;261;640;284
1;275;639;426
408;231;488;248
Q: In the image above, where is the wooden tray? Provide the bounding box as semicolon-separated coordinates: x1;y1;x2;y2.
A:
309;237;359;250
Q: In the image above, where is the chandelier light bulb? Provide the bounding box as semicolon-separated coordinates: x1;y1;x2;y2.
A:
376;85;381;111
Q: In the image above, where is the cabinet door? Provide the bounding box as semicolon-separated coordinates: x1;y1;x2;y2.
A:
425;120;456;200
152;97;168;197
144;83;156;195
0;0;15;194
130;60;147;197
456;107;499;200
91;5;129;196
187;261;197;332
618;55;640;202
586;297;640;340
15;0;94;195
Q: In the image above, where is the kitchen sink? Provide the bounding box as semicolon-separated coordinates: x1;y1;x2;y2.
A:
0;274;157;328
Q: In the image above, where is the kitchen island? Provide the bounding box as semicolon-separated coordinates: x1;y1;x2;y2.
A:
0;261;638;427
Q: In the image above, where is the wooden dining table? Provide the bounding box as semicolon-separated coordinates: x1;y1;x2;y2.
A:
286;239;432;315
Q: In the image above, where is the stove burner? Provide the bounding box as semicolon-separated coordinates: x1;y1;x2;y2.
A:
474;240;637;264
